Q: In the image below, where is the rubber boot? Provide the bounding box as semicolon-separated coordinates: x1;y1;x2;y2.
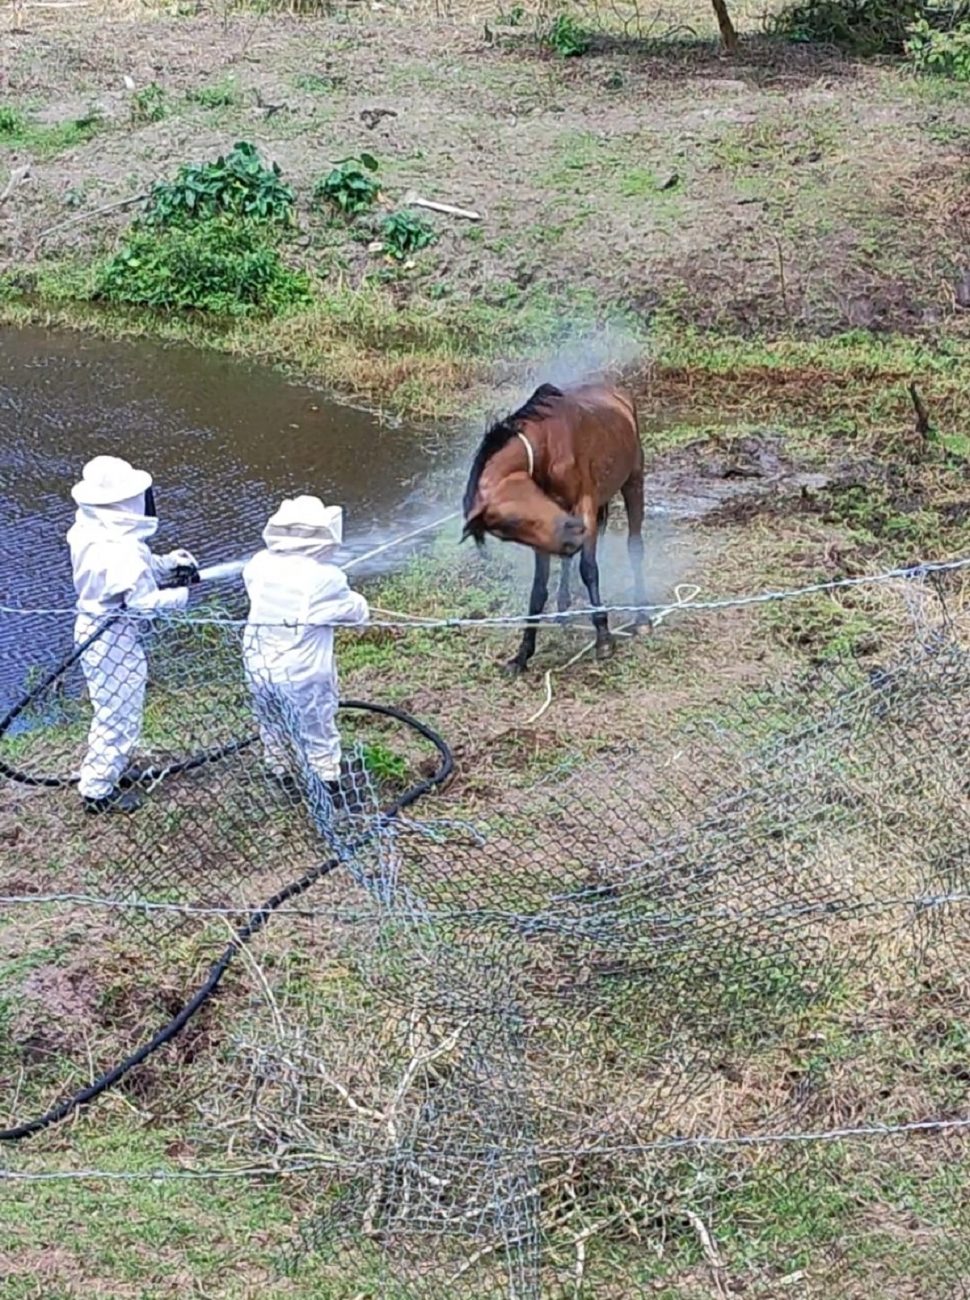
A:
119;762;151;788
84;787;143;815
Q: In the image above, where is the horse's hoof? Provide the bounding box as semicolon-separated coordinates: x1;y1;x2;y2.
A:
595;637;616;661
504;658;527;678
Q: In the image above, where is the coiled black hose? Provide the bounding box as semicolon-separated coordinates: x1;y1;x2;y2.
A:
0;622;454;1141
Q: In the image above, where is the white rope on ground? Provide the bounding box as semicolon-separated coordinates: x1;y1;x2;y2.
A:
2;554;967;628
525;584;702;725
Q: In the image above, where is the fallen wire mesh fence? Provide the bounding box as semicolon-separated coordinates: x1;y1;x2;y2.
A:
0;574;968;1296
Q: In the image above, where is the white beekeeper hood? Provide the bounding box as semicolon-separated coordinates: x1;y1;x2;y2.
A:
263;496;344;559
71;456;153;507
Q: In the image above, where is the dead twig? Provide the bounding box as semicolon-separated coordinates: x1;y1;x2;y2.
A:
0;165;30;208
909;382;932;442
33;192;148;250
685;1209;727;1296
403;190;482;222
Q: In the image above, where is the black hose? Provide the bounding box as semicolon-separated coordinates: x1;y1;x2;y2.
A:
0;633;454;1141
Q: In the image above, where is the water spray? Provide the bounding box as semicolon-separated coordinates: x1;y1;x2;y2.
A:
196;511;460;587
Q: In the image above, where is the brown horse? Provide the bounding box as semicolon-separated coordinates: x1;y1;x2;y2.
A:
462;381;647;674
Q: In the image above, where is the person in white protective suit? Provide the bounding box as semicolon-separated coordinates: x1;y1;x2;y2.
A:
242;496;369;800
67;456;200;815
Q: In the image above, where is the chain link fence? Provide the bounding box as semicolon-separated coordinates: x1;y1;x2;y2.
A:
1;573;968;1295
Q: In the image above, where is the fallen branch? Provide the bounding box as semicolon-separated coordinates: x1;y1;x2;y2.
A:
33;191;148;249
403;190;482;222
685;1209;726;1296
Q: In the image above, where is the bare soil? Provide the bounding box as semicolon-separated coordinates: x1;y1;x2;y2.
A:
2;7;970;339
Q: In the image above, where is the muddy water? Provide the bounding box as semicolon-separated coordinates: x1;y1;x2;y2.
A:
0;325;449;603
0;324;450;699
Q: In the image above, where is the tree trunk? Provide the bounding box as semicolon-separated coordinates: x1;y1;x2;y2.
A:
711;0;739;51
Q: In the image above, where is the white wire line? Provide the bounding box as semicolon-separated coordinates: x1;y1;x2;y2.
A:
1;888;967;921
1;555;968;629
3;1115;969;1183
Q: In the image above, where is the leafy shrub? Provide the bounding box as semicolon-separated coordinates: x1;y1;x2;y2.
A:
380;210;436;261
187;76;239;109
294;71;342;93
93;219;311;317
362;741;409;786
767;0;970;55
544;11;590;56
144;142;295;229
906;16;970;77
131;83;168;124
314;154;380;216
0;107;24;138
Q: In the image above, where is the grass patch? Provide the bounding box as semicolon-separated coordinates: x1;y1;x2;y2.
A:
92;220;311;316
186;75;240;109
0;106;103;158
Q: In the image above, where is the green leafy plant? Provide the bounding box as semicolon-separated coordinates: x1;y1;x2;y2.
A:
187;76;239;109
144;142;295;229
314;154;380;216
131;82;169;124
361;741;409;786
380;210;436;261
544;11;591;56
93;219;311;317
767;0;970;55
906;16;970;78
0;107;24;138
294;71;342;93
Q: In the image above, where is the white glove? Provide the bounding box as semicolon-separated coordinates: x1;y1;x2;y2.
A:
156;548;199;576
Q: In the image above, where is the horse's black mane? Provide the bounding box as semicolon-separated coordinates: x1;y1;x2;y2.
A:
462;383;563;518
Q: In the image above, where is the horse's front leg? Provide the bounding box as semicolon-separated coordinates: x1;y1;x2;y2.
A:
578;526;613;660
507;550;550;676
556;555;573;620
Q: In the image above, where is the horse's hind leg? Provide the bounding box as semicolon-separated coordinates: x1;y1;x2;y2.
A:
621;469;649;630
507;550;550;676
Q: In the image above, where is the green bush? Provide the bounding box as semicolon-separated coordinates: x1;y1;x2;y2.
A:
93;220;311;317
144;141;295;229
906;16;970;77
767;0;970;54
0;107;24;138
131;83;168;124
381;210;436;262
544;11;590;56
187;76;239;109
314;154;381;216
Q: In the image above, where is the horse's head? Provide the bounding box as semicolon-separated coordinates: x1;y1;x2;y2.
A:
463;474;586;556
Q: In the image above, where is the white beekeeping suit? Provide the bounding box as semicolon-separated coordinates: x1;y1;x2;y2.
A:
242;496;369;793
67;456;199;814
